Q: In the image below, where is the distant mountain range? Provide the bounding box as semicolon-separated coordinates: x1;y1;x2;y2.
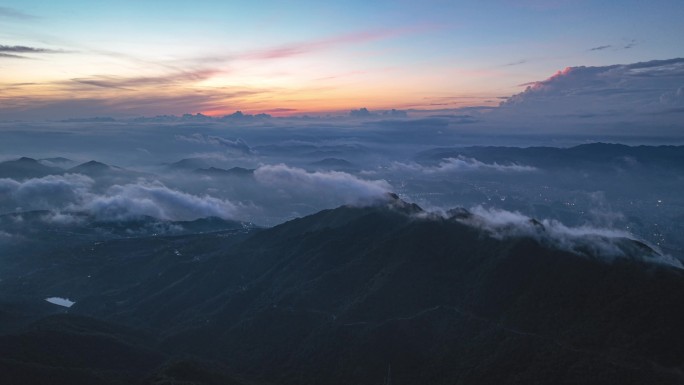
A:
166;158;255;178
0;157;64;179
166;157;212;170
0;158;138;180
416;142;684;170
4;143;684;182
67;160;121;174
193;167;254;178
1;196;683;384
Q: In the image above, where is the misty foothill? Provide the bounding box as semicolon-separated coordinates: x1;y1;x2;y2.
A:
2;2;684;382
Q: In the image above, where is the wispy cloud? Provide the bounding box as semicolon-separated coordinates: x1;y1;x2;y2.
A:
242;28;408;61
175;134;254;155
0;174;242;221
259;107;298;114
503;59;528;67
254;164;391;204
0;45;59;53
624;39;637;49
0;52;26;59
69;69;219;91
0;86;271;119
588;45;611;51
386;157;537;174
454;206;682;268
158;28;402;68
0;6;35;19
0;44;64;59
588;40;637;52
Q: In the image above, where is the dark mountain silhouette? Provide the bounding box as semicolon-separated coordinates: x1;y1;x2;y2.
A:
167;158;212;171
0;314;164;385
193;166;254;178
2;197;684;384
66;160;151;180
68;160;118;174
0;157;64;179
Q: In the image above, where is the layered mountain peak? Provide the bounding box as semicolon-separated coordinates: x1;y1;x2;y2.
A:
0;156;64;179
68;160;114;173
384;192;423;215
3;199;684;384
446;207;472;220
16;156;39;163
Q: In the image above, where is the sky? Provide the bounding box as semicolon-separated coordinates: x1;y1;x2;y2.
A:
1;0;683;119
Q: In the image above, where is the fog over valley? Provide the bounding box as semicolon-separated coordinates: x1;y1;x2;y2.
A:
3;61;684;258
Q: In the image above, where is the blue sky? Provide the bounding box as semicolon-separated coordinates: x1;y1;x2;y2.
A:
1;0;683;118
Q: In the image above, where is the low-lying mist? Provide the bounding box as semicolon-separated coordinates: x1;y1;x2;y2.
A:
0;114;683;265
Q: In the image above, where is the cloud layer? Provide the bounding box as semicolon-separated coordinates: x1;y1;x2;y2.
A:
81;182;240;221
0;174;93;210
254;164;391;204
388;157;537;174
456;206;682;268
0;164;394;223
0;174;240;221
176;134;254;155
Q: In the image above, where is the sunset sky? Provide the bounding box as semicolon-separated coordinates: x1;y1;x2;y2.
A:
1;0;683;119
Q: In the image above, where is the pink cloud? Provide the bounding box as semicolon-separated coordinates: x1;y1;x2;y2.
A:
241;28;414;61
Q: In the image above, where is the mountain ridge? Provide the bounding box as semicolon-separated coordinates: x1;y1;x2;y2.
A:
2;199;684;384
